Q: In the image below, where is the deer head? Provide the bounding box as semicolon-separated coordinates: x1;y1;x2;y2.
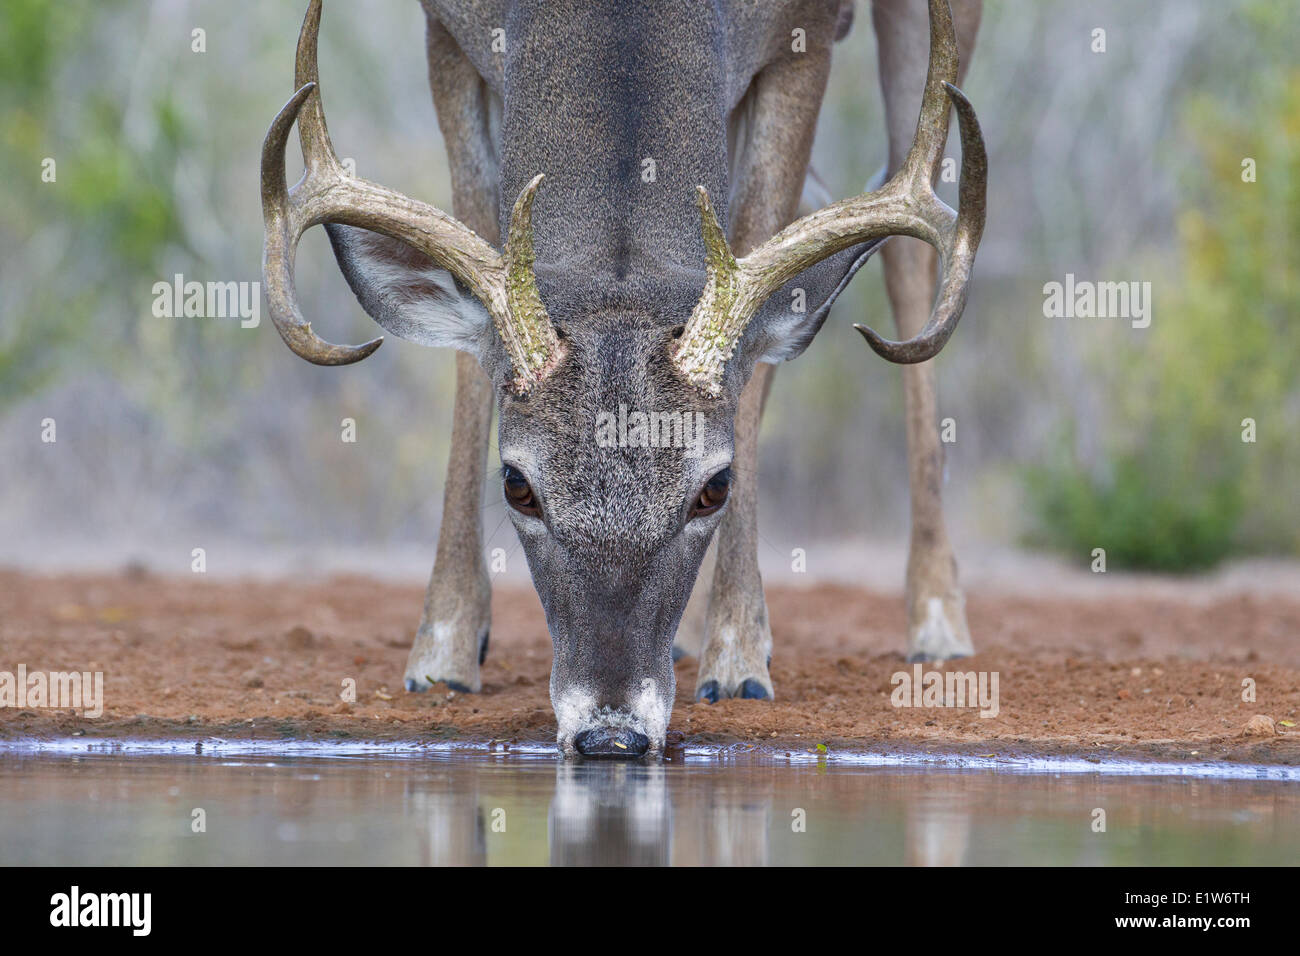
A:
262;0;985;755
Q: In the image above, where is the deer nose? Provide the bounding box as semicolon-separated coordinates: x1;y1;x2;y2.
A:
574;727;650;758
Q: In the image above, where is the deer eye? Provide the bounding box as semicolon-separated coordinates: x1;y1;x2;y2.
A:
503;464;541;518
690;467;732;519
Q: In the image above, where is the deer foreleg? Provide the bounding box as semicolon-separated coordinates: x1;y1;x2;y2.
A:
694;42;834;701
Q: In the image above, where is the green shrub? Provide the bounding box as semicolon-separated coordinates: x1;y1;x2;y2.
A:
1025;440;1244;572
1024;64;1299;570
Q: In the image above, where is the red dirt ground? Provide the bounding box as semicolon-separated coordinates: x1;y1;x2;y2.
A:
1;569;1297;764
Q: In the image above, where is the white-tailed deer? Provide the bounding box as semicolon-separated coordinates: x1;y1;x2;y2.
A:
262;0;985;756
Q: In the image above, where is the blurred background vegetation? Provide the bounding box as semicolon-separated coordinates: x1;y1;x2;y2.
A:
0;0;1296;575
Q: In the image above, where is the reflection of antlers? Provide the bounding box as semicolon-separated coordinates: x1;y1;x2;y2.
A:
260;0;561;390
674;0;988;396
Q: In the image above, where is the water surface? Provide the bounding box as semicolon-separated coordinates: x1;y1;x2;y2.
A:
1;741;1295;865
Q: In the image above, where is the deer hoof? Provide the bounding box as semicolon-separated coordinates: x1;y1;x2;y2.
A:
403;622;486;694
906;650;972;663
696;678;772;702
404;676;474;694
906;594;974;662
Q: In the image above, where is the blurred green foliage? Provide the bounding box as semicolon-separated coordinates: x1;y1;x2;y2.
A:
1024;60;1299;570
0;0;189;407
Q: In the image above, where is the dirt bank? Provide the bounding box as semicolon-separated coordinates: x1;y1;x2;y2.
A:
1;569;1297;764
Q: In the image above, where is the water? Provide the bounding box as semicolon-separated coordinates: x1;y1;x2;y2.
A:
1;740;1297;865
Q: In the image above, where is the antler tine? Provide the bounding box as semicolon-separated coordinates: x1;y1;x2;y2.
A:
898;0;961;188
671;187;741;395
855;82;986;362
673;0;987;393
261;1;563;385
503;174;566;390
261;81;382;365
294;0;341;176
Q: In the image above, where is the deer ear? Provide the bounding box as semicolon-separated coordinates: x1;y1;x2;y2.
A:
747;236;885;366
323;224;493;356
741;165;889;368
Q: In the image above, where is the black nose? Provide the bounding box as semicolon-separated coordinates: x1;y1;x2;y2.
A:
574;727;650;758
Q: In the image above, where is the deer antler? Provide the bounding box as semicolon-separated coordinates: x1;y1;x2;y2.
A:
261;0;561;391
673;0;987;397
